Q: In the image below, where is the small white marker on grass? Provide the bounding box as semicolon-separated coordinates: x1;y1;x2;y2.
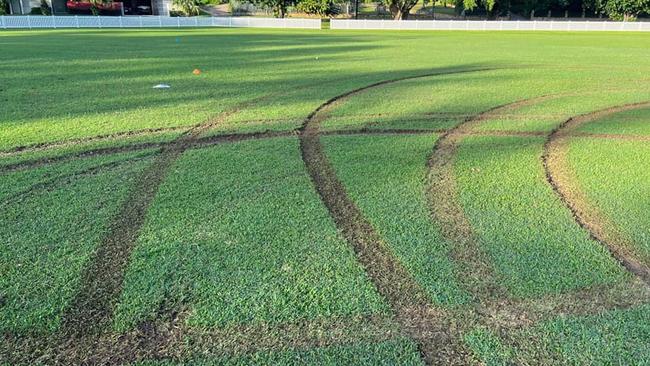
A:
153;84;171;89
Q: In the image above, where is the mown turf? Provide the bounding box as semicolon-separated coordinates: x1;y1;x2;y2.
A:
468;305;650;365
574;107;650;136
322;134;469;305
454;135;627;298
135;338;424;366
0;150;154;201
3;29;650;364
3;29;650;149
113;137;386;331
568;137;650;265
0;156;153;333
475;91;650;133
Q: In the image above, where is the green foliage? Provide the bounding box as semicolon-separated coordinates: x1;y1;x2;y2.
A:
604;0;650;19
250;0;295;16
173;0;201;15
296;0;338;15
0;0;8;15
384;0;419;19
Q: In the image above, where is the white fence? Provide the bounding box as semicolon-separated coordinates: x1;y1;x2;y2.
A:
331;19;650;31
0;15;321;29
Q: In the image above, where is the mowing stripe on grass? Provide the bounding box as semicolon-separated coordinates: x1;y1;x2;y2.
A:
543;102;650;286
426;96;553;304
299;69;495;365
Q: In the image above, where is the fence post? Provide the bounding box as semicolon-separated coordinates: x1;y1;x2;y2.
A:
159;15;162;27
516;20;520;30
550;20;553;30
194;16;198;26
533;20;537;30
98;16;102;28
0;16;4;30
229;17;232;27
177;16;180;27
27;15;31;29
482;19;486;30
119;16;123;28
52;15;56;28
139;15;143;27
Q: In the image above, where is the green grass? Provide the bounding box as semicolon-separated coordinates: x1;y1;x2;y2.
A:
468;305;650;365
322;134;469;305
0;149;155;201
0;155;153;333
569;137;650;264
135;338;424;365
113;137;385;331
3;29;650;149
455;135;627;298
475;91;650;133
3;28;650;363
575;107;650;136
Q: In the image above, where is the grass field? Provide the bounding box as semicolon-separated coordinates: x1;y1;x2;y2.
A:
1;28;650;365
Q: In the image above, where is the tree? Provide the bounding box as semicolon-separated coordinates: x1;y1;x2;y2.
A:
296;0;338;15
385;0;419;19
174;0;201;15
604;0;649;20
456;0;499;17
251;0;295;17
0;0;8;15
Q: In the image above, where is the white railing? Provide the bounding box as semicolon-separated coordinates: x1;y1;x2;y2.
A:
0;15;321;29
331;19;650;31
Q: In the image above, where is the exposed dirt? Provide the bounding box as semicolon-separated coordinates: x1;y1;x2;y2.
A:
298;69;496;365
1;314;398;365
426;97;554;305
542;102;650;286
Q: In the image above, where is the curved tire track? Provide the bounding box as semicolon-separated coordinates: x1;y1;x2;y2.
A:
426;96;555;304
542;101;650;286
299;69;492;365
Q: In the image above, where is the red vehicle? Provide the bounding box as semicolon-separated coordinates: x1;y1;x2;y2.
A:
66;1;124;14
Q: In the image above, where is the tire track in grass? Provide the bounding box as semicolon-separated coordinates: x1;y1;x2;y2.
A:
299;69;494;365
2;314;399;364
542;102;650;286
3;125;640;174
0;153;157;207
426;96;554;304
59;95;268;339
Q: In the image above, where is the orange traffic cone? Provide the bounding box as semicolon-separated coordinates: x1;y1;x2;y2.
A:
193;69;202;75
